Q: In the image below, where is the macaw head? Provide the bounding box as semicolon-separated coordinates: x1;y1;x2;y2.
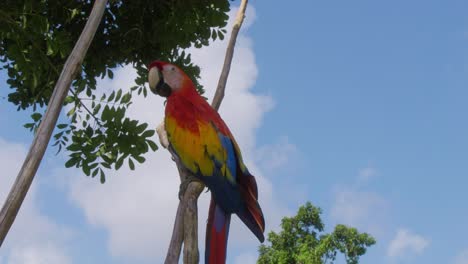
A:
148;61;192;98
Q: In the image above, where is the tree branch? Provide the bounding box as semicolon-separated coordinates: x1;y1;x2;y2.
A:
160;0;249;263
0;0;108;247
211;0;248;111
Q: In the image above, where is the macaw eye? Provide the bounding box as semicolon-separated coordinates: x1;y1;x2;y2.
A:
171;67;175;71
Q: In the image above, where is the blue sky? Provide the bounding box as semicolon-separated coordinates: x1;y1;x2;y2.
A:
1;1;468;263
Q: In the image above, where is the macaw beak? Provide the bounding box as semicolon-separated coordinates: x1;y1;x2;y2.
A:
148;61;172;97
154;73;172;98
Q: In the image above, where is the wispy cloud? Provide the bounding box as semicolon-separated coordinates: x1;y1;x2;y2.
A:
387;229;430;258
357;166;377;183
6;244;72;264
255;136;297;172
454;249;468;264
330;167;388;238
331;188;386;227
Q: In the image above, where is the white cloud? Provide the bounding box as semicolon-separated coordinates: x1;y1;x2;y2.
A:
255;136;297;172
331;170;431;261
0;138;72;263
68;5;293;263
331;188;384;226
454;249;468;264
387;229;429;258
330;168;388;238
357;166;377;182
7;244;71;264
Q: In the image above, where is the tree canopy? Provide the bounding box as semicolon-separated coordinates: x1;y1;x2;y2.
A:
0;0;231;182
258;202;376;264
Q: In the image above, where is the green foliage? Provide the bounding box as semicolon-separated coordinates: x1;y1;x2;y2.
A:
258;202;376;264
0;0;231;181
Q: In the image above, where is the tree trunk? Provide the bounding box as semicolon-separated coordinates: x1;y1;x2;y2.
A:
0;0;108;247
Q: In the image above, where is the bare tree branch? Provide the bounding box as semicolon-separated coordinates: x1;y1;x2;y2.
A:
160;0;249;263
0;0;108;247
164;158;199;264
212;0;249;111
182;182;204;264
164;202;185;263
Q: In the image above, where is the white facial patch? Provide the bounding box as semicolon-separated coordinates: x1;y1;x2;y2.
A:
148;67;160;90
162;65;183;91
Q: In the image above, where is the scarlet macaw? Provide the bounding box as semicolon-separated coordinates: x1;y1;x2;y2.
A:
148;61;265;263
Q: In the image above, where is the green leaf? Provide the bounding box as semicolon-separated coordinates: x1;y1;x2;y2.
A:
31;113;42;122
65;157;79;168
147;140;158;151
135;123;148;133
56;144;63;154
121;93;131;104
70;8;80;20
67;107;76;117
141;130;155;138
46;41;54;56
92;168;99;177
101;162;111;169
57;123;68;129
102;105;111;121
24;123;34;129
115;156;124;170
128;158;135;170
134;155;145;163
115;89;122;102
108;91;115;102
93;103;101;115
83;164;91;176
100;169;106;184
102;154;113;163
108;69;114;79
54;131;64;140
67;143;81;152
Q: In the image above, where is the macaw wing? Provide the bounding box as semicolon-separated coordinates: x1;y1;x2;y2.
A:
166;112;265;239
165;114;238;184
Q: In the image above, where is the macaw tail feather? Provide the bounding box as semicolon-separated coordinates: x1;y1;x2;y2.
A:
238;173;265;243
205;197;231;264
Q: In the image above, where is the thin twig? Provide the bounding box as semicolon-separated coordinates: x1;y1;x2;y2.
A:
0;0;108;246
70;89;102;126
160;1;249;263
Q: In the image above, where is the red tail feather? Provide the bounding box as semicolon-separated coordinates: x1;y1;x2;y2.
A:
205;197;231;264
